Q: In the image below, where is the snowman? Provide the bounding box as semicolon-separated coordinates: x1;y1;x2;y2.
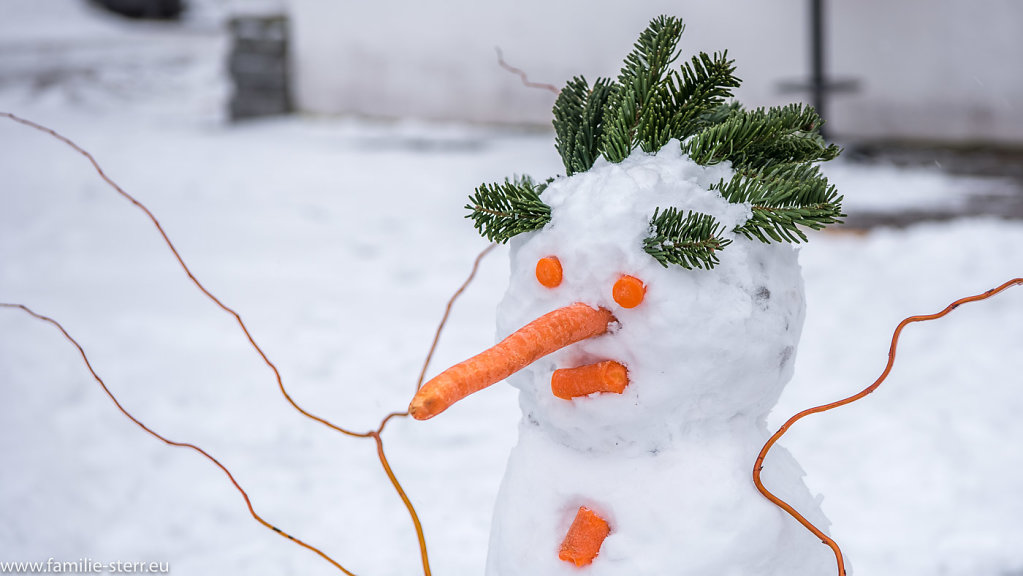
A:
410;16;845;575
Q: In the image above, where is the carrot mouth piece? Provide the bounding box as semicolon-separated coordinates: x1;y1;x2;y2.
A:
551;360;629;400
408;303;617;420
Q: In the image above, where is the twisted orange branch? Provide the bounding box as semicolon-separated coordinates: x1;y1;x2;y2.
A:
1;111;368;440
495;47;559;94
0;302;359;576
2;111;498;575
377;242;497;434
754;277;1023;576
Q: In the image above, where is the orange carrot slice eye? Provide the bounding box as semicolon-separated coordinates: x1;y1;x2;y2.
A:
536;256;563;288
612;275;645;308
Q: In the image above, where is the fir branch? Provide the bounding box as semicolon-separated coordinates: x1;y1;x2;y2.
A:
553;76;612;175
667;51;741;139
465;176;552;243
682;103;841;169
716;162;827;204
699;101;743;126
467;16;846;257
634;81;679;154
643;207;732;269
711;163;845;243
601;15;685;162
736;202;844;243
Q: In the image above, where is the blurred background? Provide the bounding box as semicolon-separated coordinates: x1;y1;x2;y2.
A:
287;0;1023;144
1;1;1021;576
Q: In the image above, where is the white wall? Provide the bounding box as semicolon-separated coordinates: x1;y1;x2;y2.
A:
288;0;1023;145
829;0;1023;144
287;1;806;124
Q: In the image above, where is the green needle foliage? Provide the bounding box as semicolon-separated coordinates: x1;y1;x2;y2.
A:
714;163;845;243
465;176;551;243
644;208;733;269
681;103;841;169
554;76;612;175
667;51;741;140
602;15;686;161
466;15;844;269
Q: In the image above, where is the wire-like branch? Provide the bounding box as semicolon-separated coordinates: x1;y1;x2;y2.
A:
1;111;503;576
495;47;559;94
0;112;371;440
0;303;359;576
753;277;1023;576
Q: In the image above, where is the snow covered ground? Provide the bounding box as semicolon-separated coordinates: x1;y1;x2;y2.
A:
2;3;1022;576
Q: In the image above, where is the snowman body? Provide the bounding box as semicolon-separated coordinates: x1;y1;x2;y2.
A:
484;146;834;575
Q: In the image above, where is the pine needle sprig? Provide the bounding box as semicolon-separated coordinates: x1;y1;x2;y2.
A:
466;16;845;262
644;207;733;269
711;163;845;243
601;15;685;162
700;101;744;124
749;106;840;169
682;103;841;169
553;76;613;175
736;201;844;243
716;162;826;204
634;80;679;154
667;51;741;139
465;176;552;243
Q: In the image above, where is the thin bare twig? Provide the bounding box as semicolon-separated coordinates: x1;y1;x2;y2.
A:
754;277;1023;576
495;47;559;94
2;111;499;576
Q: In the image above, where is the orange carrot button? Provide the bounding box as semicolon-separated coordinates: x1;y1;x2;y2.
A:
536;256;563;288
559;506;611;567
612;274;645;308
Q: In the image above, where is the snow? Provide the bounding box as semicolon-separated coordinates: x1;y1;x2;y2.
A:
1;2;1023;576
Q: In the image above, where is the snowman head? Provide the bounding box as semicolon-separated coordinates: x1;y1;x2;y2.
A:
496;147;809;451
409;16;843;451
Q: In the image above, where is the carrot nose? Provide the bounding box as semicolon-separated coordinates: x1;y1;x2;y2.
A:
409;303;617;420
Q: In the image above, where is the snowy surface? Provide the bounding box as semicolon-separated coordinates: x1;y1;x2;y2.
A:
824;160;1003;213
2;3;1023;576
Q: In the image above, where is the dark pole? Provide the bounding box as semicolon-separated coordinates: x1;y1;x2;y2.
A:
779;0;856;138
810;0;827;138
